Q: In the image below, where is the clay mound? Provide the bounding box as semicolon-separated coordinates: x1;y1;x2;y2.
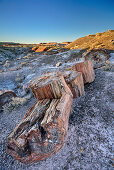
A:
32;46;38;51
65;30;114;50
33;46;51;52
60;42;71;45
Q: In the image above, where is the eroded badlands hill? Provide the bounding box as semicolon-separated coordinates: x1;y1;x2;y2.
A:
65;30;114;50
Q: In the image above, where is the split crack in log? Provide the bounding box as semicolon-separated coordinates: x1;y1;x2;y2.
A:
7;60;95;163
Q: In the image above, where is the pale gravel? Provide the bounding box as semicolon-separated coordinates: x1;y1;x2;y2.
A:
0;69;114;170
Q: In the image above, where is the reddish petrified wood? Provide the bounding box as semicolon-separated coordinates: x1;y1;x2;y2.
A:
29;74;72;100
6;62;95;163
60;70;85;98
7;91;73;163
30;70;84;99
67;60;95;83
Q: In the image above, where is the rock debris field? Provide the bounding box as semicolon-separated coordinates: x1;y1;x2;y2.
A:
0;47;114;170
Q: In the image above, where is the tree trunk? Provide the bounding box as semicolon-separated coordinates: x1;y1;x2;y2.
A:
29;70;85;100
7;93;73;163
82;48;109;69
59;70;85;98
67;60;95;83
6;61;95;163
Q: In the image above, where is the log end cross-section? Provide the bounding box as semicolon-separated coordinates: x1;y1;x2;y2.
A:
7;93;73;163
6;60;95;163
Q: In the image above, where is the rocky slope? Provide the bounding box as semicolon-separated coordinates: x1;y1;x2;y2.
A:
65;30;114;50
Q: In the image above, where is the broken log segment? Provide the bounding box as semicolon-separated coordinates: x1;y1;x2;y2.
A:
7;93;73;163
67;60;95;83
82;48;109;68
6;62;95;163
29;74;72;100
59;70;85;98
30;70;84;99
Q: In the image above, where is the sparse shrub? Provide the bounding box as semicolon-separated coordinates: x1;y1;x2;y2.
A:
96;33;102;37
4;60;10;67
21;62;27;66
103;61;114;71
3;97;28;113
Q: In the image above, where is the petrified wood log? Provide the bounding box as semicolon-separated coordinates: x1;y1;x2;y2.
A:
7;94;73;163
60;70;85;98
29;74;72;100
67;60;95;83
29;70;84;99
82;48;109;68
7;62;95;163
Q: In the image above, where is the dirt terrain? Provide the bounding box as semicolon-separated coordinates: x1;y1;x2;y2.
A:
65;30;114;50
0;42;114;169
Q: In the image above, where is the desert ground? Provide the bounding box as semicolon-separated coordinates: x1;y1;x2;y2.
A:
0;38;114;170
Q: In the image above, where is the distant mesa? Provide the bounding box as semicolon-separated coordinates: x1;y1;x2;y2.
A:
32;42;57;52
1;42;20;47
60;42;71;45
32;42;72;53
46;42;57;45
39;43;47;45
65;30;114;50
2;44;9;47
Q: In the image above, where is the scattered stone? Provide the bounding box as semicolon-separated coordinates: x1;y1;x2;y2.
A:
104;60;114;71
109;53;114;64
56;62;62;67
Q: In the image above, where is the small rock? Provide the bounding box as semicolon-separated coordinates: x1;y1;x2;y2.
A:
56;62;62;67
15;73;25;83
4;60;10;67
79;147;84;153
0;90;17;111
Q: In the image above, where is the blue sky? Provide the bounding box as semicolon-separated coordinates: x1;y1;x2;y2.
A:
0;0;114;43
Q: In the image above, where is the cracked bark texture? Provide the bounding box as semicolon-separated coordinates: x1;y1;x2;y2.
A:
6;60;95;163
68;60;95;83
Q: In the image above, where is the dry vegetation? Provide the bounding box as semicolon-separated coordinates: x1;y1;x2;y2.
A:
3;95;32;113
